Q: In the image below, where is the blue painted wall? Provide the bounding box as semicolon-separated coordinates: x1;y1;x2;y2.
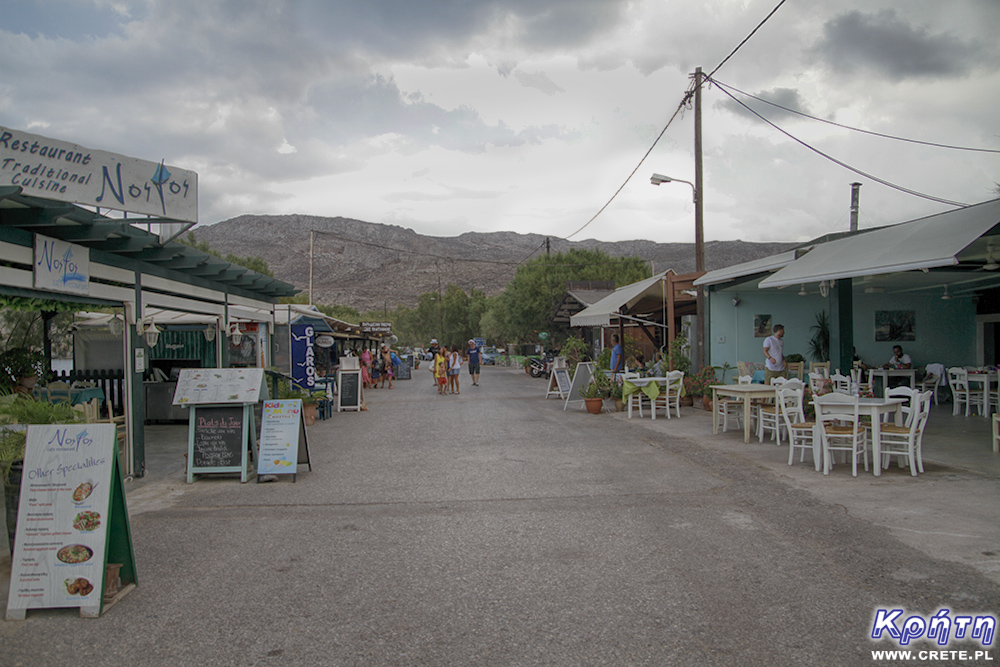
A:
708;280;976;372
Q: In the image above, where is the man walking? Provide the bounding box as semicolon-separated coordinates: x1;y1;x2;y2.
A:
763;324;786;384
467;339;482;386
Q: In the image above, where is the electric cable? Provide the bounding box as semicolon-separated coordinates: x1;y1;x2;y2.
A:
711;80;970;208
711;78;1000;154
561;0;789;240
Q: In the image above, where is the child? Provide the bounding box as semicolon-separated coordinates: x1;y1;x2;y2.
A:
448;347;462;394
434;346;449;395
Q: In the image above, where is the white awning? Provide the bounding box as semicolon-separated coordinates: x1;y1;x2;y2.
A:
759;199;1000;289
570;272;672;328
694;249;801;287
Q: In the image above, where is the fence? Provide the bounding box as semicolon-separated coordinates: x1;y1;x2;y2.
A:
53;369;126;417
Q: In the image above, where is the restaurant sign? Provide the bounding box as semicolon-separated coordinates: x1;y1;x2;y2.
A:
0;125;198;223
361;322;392;334
34;234;90;296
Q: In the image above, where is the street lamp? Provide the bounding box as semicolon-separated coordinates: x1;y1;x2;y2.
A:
651;172;705;370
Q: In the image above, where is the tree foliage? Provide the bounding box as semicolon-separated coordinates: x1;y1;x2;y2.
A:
181;232;274;276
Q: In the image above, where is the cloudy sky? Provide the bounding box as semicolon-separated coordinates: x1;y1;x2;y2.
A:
2;0;998;245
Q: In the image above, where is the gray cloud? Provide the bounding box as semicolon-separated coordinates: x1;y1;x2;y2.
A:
716;87;813;121
810;9;982;81
513;70;565;96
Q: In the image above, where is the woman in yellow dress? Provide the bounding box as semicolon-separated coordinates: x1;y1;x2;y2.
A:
434;346;449;395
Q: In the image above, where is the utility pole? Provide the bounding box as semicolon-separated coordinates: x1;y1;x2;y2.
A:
546;237;550;257
693;66;706;370
309;230;315;305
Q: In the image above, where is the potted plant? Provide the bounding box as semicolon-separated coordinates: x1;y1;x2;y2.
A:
0;347;47;393
0;394;84;553
609;381;625;412
579;378;605;414
684;366;720;411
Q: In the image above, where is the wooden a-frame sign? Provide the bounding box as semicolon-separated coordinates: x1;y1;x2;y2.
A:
257;399;312;483
7;424;137;619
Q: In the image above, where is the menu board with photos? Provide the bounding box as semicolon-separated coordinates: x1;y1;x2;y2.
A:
6;424;136;619
257;400;311;481
172;368;266;406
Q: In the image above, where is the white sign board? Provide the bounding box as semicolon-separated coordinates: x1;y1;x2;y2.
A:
257;400;305;476
33;234;90;296
7;424;117;616
172;368;266;406
0;125;198;223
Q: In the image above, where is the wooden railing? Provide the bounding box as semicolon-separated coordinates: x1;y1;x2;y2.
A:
52;369;126;416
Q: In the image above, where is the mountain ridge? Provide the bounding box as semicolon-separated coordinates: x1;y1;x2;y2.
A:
195;214;797;312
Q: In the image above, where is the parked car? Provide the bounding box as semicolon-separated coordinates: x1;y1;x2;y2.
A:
480;346;498;365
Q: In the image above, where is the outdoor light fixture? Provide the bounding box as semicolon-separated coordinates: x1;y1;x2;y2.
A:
650;173;697;202
819;281;830;298
985;244;999;271
228;322;243;346
797;284;808;296
731;297;741;307
137;318;161;347
108;313;125;337
203;326;217;342
942;285;951;301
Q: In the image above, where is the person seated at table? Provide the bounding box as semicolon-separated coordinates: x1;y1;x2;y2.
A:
645;352;668;377
883;345;913;388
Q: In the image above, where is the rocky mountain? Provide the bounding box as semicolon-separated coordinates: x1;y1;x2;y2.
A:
195;214;797;312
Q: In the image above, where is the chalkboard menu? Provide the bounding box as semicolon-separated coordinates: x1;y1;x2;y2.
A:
192;406;244;468
395;360;411;380
338;369;361;412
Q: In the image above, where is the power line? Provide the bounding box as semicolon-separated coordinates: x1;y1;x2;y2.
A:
712;78;1000;154
709;77;970;208
561;0;789;240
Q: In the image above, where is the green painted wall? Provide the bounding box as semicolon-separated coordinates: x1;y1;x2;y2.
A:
708;280;976;372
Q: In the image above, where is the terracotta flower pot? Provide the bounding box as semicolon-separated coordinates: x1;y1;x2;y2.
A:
702;395;713;411
303;403;317;426
613;398;625;412
584;397;603;414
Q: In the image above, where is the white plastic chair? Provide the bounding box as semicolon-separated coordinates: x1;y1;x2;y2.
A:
777;386;816;467
814;393;869;476
947;367;984;416
878;390;932;476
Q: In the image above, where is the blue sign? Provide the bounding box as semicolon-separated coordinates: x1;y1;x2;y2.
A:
290;324;316;389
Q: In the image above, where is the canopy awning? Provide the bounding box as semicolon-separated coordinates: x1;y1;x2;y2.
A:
759;199;1000;289
570;270;698;328
694;249;801;287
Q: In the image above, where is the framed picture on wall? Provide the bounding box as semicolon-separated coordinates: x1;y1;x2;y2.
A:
875;310;915;342
754;314;772;338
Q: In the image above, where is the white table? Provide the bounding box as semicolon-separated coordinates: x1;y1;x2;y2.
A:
623;377;670;420
867;368;917;393
812;396;904;476
711;384;777;444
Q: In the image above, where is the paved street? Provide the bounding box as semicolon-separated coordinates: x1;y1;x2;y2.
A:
2;365;999;666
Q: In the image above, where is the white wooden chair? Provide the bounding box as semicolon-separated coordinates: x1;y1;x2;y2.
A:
947;367;983;416
878;390;932;476
831;372;852;394
714;374;751;432
757;377;784;445
814;393;869;476
808;372;827;395
777;386;816;468
919;363;945;405
653;371;684;419
884;386;920;427
809;361;830;377
623;372;646;418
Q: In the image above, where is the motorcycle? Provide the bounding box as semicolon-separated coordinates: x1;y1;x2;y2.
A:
526;349;556;378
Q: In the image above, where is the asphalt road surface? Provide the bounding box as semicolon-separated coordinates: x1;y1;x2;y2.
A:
2;365;998;666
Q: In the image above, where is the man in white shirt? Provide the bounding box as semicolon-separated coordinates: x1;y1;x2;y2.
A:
887;345;912;369
763;324;786;383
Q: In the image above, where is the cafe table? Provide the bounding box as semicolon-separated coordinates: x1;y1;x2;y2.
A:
867;368;918;394
710;383;777;444
622;377;669;420
811;395;904;476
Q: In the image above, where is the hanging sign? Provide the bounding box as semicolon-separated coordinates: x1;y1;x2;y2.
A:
6;424;137;619
360;322;392;334
0;125;198;223
257;400;311;481
33;234;90;296
290;324;316;389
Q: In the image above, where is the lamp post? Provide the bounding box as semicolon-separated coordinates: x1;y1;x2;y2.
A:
650;172;705;369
